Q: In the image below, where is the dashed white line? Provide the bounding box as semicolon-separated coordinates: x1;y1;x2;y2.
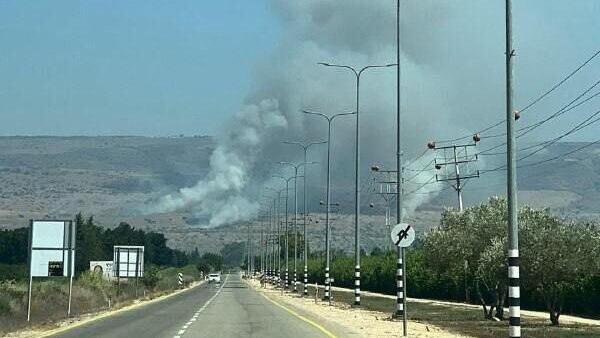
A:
172;275;228;338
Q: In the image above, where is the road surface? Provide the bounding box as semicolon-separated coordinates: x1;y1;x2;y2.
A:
49;274;342;338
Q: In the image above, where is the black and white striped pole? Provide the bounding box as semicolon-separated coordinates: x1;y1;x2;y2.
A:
505;0;520;336
391;223;414;336
395;250;403;316
395;1;406;335
177;272;183;288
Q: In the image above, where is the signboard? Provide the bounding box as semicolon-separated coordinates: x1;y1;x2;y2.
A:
29;220;76;277
27;220;76;321
390;223;415;248
113;246;144;278
90;261;114;280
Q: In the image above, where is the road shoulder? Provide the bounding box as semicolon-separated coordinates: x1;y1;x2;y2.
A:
248;280;464;338
5;281;206;338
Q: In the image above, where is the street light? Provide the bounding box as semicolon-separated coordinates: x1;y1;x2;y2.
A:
319;61;396;306
272;174;295;290
261;190;276;281
279;161;315;293
264;186;283;285
283;141;326;296
303;109;355;301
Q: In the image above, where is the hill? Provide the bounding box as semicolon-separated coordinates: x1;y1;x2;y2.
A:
0;136;598;254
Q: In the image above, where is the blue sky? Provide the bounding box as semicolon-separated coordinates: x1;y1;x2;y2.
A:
0;0;279;136
0;0;598;140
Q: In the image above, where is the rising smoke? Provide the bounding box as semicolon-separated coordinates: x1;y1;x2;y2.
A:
151;0;506;226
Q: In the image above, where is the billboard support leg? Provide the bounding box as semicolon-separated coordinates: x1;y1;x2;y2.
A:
67;275;73;317
27;220;33;322
27;275;33;322
67;220;74;317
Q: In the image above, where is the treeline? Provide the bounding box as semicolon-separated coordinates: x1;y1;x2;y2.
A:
0;213;197;279
307;198;600;325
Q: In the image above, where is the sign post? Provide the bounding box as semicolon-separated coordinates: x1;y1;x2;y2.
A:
178;272;184;288
27;220;76;321
390;223;415;334
113;246;144;298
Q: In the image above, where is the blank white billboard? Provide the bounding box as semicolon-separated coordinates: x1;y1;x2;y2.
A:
113;246;144;278
29;220;75;277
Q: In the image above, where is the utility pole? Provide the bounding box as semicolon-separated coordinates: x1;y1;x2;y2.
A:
431;142;480;212
395;1;407;335
369;165;397;252
505;1;520;337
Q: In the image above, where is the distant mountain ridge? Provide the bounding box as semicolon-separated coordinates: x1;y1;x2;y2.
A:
0;136;598;254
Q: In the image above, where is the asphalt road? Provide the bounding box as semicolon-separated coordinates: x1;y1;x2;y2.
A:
50;274;337;338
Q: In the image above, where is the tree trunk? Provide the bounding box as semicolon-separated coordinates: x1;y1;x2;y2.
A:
495;286;506;320
476;281;495;319
545;294;562;326
549;310;560;325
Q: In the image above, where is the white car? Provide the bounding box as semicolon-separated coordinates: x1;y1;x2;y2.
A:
208;273;221;283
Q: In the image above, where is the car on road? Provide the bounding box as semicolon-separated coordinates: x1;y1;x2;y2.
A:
208;273;221;284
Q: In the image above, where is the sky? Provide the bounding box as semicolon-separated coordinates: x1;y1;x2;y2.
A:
0;0;280;136
0;0;598;140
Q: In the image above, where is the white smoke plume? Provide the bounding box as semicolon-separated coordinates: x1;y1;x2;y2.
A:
153;99;287;226
152;0;505;225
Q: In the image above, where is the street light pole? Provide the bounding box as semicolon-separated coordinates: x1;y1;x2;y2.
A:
273;175;295;290
283;141;326;296
279;162;314;293
303;110;355;300
318;62;396;306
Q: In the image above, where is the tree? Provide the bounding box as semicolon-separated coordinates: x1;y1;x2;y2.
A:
200;252;223;272
221;242;245;267
424;197;508;320
520;209;600;325
75;214;106;274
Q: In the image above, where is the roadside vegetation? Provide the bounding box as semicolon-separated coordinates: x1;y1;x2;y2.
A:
0;212;228;335
305;198;600;328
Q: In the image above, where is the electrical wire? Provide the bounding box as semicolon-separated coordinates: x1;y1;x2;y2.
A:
478;85;600;156
437;49;600;144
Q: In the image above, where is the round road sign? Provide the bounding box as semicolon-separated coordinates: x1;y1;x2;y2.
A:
390;223;415;248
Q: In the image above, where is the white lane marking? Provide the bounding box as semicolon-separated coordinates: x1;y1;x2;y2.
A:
172;275;228;338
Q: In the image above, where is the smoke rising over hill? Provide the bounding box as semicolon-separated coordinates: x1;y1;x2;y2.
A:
152;0;510;226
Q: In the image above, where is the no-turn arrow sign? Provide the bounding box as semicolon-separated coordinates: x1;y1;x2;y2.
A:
390;223;415;248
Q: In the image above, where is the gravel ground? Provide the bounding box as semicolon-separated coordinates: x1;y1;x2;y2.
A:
250;279;470;338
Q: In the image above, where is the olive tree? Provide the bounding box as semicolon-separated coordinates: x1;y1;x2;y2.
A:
425;197;508;319
520;208;600;325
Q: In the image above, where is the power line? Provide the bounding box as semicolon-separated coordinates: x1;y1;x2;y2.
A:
437;49;600;144
481;137;600;174
478;85;600;156
517;107;600;162
519;139;600;168
403;176;436;195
